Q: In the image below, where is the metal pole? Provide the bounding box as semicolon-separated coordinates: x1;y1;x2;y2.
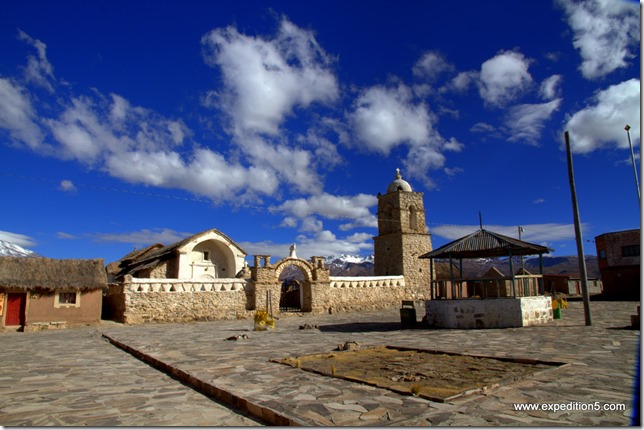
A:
625;125;640;205
565;131;592;326
509;249;516;298
518;226;525;295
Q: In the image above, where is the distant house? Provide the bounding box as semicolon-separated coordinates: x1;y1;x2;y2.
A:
595;229;640;300
0;257;106;331
542;274;603;296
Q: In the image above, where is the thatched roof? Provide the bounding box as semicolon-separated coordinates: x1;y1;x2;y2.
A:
105;243;164;278
420;229;551;260
0;257;107;290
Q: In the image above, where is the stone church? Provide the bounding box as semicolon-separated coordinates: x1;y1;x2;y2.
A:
104;169;434;324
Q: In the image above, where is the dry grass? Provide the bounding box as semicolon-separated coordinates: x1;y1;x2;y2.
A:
277;346;559;402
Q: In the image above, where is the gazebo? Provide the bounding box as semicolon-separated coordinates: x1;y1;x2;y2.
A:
419;228;550;299
419;228;554;329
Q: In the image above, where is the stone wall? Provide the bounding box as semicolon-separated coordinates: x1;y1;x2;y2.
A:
111;277;254;324
314;276;410;313
106;273;425;324
425;296;553;329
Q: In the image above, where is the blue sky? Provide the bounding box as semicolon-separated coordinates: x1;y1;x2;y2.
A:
0;0;640;263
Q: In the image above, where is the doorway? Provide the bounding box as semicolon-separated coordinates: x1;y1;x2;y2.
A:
5;293;26;326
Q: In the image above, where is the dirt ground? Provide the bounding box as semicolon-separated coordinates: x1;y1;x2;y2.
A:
275;345;560;402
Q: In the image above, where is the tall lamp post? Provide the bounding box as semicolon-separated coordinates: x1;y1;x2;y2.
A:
625;124;640;205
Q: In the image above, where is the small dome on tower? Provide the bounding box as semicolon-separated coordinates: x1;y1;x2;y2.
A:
387;168;412;193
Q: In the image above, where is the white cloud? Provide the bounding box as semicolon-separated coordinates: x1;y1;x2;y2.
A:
444;166;464;177
505;98;562;145
17;30;55;92
59;179;77;192
271;193;377;221
563;78;640;153
539;75;563;100
478;51;533;106
236;134;321;194
56;231;77;239
349;84;433;154
201;17;338;136
0;230;36;247
470;122;497;134
0;78;44;150
402;142;445;185
446;71;477;93
240;228;374;260
557;0;640;80
443;137;464;152
413;51;454;82
93;228;193;245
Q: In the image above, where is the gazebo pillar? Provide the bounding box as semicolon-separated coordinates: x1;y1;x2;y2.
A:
539;253;545;295
509;249;516;298
449;253;455;299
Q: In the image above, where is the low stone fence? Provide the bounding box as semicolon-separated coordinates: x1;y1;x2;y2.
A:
317;275;418;314
105;274;430;324
106;277;253;324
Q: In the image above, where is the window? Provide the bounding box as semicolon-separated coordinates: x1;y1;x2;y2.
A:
59;292;77;304
622;245;640;257
203;251;210;261
598;249;606;259
55;290;80;308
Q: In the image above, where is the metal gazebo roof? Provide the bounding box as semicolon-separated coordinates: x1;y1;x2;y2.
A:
420;228;551;260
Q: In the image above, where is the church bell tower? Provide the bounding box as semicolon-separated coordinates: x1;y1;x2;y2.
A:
373;169;433;290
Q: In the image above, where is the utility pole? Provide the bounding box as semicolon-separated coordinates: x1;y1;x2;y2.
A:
518;226;525;272
518;226;525;294
624;125;640;206
564;131;592;326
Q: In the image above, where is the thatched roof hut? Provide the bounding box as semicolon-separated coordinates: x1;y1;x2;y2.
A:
0;257;107;291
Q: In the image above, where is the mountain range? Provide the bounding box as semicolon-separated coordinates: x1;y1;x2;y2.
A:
0;241;599;279
323;254;600;279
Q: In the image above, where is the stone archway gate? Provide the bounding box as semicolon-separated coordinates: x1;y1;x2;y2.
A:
250;255;329;313
249;255;417;315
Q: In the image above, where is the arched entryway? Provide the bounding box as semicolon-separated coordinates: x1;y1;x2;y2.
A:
273;258;314;312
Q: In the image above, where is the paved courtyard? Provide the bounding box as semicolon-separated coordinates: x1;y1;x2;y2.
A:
0;300;640;426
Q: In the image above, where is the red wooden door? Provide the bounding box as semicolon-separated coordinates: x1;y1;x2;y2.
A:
5;293;26;326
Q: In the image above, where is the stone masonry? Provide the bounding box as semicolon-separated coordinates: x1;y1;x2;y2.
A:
374;169;433;296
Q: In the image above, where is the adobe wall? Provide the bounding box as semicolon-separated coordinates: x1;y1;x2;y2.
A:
23;289;103;331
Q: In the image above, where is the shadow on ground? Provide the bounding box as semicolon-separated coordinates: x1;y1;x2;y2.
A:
318;321;428;332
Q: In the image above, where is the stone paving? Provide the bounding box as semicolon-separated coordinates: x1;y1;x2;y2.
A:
0;300;640;426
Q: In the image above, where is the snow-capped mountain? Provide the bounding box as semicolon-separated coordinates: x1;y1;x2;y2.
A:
325;254;374;276
0;240;40;258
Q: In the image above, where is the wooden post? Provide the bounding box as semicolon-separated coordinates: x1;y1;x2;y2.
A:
509;249;516;298
565;131;592;326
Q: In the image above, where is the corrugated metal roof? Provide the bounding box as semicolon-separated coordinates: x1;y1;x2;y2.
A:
420;229;550;259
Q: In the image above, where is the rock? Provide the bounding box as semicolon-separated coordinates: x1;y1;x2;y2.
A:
224;334;249;341
299;324;319;330
336;341;360;351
